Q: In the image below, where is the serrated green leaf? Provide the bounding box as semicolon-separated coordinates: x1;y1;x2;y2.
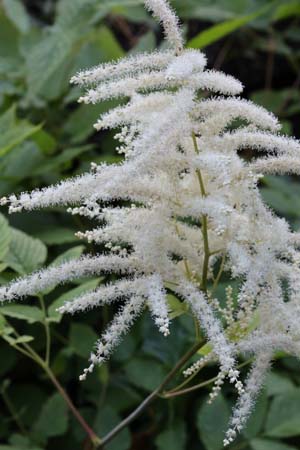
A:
112;4;149;23
48;278;101;323
25;9;122;100
197;394;230;450
13;335;34;344
172;0;253;21
94;405;130;450
102;0;143;6
34;227;77;245
197;342;213;356
4;228;47;274
243;391;268;439
251;90;286;114
2;0;31;34
0;326;14;337
265;372;295;397
95;26;125;61
167;294;188;319
0;263;8;273
250;89;300;117
272;1;300;21
0;13;21;59
40;245;85;295
251;438;298;450
31;145;94;175
187;7;269;49
64;101;118;144
32;129;57;155
0;105;42;157
55;0;100;28
1;335;15;345
69;323;98;358
261;187;300;218
130;31;156;53
155;421;186;450
50;245;85;267
124;358;167;391
8;387;47;429
265;389;300;437
0;214;11;261
25;28;76;98
0;305;43;323
33;392;68;438
0;142;45;181
9;433;44;448
0;314;6;333
0;344;17;376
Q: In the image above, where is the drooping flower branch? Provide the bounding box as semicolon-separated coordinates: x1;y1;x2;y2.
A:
1;0;300;445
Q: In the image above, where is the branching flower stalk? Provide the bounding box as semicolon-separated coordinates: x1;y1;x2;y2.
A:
1;0;300;445
1;316;101;447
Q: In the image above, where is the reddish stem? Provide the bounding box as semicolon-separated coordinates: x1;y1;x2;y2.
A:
45;367;102;447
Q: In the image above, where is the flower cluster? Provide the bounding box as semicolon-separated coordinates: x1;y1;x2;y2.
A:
1;0;300;445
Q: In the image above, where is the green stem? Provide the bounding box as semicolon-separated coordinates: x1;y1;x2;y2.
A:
209;248;225;256
8;341;37;361
212;253;226;295
1;388;27;435
96;340;204;449
10;321;44;363
200;215;210;293
175;223;192;280
2;320;41;362
162;359;253;399
43;365;102;447
166;356;216;394
193;316;201;340
230;441;250;450
38;295;51;365
164;280;179;287
2;322;101;448
162;373;218;398
34;351;102;447
192;132;210;293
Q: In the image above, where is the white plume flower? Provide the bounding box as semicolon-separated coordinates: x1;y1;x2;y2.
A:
1;0;300;444
224;352;272;446
144;0;184;51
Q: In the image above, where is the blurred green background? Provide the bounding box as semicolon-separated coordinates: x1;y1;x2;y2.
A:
0;0;300;449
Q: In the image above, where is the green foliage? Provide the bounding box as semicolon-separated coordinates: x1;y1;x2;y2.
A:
197;394;230;450
273;1;300;21
187;7;269;49
250;439;298;450
124;357;168;391
4;228;47;275
242;392;268;439
261;176;300;226
0;106;41;157
265;372;295;397
0;441;43;450
0;0;299;448
265;390;300;437
69;323;98;358
94;405;131;450
0;214;11;262
48;279;100;323
33;393;69;438
155;421;187;450
0;305;43;324
2;0;30;34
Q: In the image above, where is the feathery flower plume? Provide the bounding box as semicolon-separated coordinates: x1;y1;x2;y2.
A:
1;0;300;444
